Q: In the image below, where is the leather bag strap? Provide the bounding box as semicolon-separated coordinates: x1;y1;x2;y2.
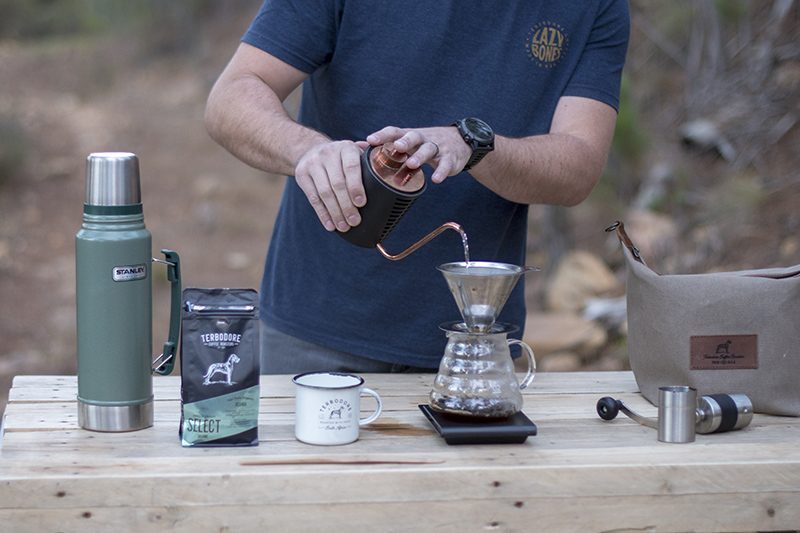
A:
605;221;645;265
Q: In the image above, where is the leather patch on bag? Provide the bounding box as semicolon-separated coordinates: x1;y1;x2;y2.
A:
690;335;758;370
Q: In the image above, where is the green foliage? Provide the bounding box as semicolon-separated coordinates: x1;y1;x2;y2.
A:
596;74;649;207
0;0;219;50
645;2;692;43
612;75;648;165
699;173;766;226
0;114;28;185
88;0;218;54
651;167;690;214
0;0;100;40
714;0;748;24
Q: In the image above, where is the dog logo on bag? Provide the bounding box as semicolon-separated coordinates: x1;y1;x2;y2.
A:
690;335;758;370
202;353;240;385
705;339;743;364
715;340;733;357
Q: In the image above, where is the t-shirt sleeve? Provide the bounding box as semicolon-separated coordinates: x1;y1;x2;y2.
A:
563;0;630;111
241;0;341;74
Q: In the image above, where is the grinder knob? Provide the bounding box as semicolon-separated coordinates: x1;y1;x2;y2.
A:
695;393;753;434
596;397;622;420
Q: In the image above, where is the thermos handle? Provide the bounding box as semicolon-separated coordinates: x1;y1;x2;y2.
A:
152;249;181;375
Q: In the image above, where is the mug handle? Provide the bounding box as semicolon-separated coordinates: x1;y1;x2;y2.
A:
359;387;383;426
507;339;536;390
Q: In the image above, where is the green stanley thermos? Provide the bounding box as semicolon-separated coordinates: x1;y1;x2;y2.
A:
76;152;181;432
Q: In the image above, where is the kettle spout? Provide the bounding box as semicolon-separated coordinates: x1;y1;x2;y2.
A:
377;222;467;261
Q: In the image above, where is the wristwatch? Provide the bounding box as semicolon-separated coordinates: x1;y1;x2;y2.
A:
453;117;495;171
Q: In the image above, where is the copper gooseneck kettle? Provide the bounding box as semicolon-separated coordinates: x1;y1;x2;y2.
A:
337;143;466;261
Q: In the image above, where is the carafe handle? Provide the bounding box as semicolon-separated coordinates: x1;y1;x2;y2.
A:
507;339;536;390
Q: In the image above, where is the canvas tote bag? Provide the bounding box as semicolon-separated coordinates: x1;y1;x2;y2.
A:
607;221;800;416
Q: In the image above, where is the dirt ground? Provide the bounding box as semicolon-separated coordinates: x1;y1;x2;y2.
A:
1;4;798;416
0;8;282;412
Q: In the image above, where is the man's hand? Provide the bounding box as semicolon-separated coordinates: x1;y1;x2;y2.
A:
294;140;368;232
366;126;472;184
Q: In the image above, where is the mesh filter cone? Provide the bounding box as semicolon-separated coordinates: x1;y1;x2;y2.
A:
438;262;536;332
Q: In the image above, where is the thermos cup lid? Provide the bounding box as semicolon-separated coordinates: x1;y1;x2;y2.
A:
85;152;141;206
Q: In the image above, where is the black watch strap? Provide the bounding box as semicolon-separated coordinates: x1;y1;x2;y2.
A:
463;149;488;171
453;118;495;171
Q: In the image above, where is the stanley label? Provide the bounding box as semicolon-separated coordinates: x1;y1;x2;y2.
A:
690;334;758;370
112;263;147;282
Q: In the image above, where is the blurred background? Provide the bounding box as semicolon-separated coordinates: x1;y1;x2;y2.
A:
0;0;798;413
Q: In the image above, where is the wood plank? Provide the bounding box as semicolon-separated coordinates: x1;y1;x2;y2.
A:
3;409;796;457
2;419;799;474
0;392;655;432
0;455;798;507
7;371;641;402
0;492;795;533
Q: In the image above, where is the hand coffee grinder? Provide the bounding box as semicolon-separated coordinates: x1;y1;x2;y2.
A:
75;152;181;432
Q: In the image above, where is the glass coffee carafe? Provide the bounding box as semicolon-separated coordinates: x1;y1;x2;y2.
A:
430;321;535;418
429;262;538;419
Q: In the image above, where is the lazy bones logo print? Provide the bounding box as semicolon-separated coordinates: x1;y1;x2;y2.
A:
526;21;568;68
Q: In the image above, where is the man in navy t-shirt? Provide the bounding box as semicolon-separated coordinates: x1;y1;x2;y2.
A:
205;1;630;373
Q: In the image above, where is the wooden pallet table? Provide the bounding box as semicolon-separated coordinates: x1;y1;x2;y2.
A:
1;371;798;532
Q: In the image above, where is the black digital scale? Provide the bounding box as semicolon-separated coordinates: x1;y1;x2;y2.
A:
419;405;537;445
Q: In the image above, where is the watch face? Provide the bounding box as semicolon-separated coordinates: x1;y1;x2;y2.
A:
464;117;494;143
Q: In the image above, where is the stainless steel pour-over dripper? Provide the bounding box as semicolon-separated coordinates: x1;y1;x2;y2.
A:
438;262;539;332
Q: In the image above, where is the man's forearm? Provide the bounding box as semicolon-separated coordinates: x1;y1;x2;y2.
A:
205;44;368;233
471;131;608;207
205;73;328;177
468;96;617;207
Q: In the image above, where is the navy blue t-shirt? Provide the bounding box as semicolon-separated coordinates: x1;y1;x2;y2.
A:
243;0;629;368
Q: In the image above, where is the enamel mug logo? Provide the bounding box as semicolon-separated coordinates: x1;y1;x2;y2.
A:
112;263;147;282
318;398;354;431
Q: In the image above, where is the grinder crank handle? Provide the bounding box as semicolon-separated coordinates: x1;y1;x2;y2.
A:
152;249;181;375
596;397;657;429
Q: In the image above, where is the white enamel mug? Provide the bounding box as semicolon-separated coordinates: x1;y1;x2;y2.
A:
292;372;383;445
